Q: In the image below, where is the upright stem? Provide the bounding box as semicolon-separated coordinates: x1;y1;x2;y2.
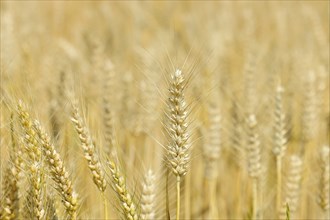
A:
176;177;181;220
252;178;258;220
102;193;108;220
184;172;191;219
209;179;218;219
276;156;282;216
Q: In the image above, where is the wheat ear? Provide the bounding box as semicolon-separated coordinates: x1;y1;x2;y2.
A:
71;103;107;192
1;113;22;220
165;69;191;220
34;121;78;220
31;163;45;220
71;103;108;218
102;62;117;157
273;85;288;215
280;155;303;219
17;100;41;161
141;169;156;220
1;163;21;220
108;160;138;220
17;101;45;220
246;114;261;219
202;103;221;219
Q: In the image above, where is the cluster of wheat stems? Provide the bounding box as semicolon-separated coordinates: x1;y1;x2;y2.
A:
0;1;329;220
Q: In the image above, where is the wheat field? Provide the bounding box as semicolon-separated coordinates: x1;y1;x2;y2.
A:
0;1;329;220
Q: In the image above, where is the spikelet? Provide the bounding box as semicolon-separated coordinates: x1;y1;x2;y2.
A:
34;121;78;220
165;69;191;180
108;160;138;220
71;103;107;192
141;169;156;220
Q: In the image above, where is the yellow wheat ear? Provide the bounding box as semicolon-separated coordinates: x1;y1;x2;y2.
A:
141;169;156;220
165;69;192;220
71;102;107;193
34;120;78;220
107;160;139;220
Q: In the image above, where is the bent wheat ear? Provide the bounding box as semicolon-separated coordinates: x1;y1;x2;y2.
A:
71;103;107;192
34;121;78;220
108;160;138;220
